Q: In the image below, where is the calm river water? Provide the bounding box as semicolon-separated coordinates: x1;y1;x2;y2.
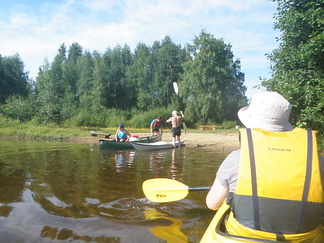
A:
0;138;230;243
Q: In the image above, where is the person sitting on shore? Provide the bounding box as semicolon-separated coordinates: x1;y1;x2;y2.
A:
115;124;131;142
166;110;184;148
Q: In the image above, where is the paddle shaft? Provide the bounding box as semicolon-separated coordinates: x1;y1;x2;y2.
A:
188;186;211;191
150;186;210;192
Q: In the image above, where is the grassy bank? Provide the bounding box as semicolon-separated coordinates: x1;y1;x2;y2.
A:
0;119;322;154
0;123;239;140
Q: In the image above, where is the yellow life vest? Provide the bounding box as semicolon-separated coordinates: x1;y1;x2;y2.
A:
226;128;324;242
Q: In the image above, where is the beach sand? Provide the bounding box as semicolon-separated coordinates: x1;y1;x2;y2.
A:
77;131;240;153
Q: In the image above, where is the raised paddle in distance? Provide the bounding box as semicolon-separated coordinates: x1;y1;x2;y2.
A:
142;178;211;203
173;82;179;95
172;82;187;134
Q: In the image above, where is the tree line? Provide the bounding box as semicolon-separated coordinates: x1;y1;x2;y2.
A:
0;0;323;143
263;0;323;142
0;31;247;128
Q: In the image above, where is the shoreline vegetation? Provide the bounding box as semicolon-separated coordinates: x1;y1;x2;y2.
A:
1;125;323;155
0;124;235;139
0;124;240;152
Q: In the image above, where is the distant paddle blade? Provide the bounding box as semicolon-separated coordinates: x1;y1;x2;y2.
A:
142;178;189;203
173;82;179;95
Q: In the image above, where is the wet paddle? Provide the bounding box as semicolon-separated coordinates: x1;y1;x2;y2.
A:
142;178;211;203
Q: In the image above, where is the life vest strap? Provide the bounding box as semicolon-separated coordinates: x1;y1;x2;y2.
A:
276;233;285;241
246;128;261;230
297;130;313;233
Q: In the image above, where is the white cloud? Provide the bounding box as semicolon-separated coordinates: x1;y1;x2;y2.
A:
82;0;119;12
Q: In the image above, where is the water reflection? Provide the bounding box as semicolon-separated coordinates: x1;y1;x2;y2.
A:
0;161;26;218
0;139;226;242
107;148;186;179
40;225;121;242
145;149;185;180
145;208;187;242
114;151;136;172
171;149;184;179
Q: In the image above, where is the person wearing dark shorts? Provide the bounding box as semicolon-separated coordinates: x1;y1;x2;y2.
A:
166;111;184;148
172;127;181;137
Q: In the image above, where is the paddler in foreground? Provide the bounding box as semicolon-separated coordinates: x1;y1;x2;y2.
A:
206;91;324;242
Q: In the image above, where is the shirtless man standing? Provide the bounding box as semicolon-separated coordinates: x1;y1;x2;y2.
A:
166;110;184;148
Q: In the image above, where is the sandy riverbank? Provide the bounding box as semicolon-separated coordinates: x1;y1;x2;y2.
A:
178;132;240;152
76;131;241;153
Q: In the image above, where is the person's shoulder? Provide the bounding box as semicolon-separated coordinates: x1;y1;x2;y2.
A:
224;150;240;161
232;149;240;155
219;150;240;170
230;149;240;155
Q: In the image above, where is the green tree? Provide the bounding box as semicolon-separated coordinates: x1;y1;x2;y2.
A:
35;43;84;124
61;43;83;120
35;60;63;124
35;44;67;124
127;43;152;110
115;45;133;110
95;45;132;110
128;37;186;111
182;31;246;125
151;36;186;107
65;42;83;96
0;54;29;104
50;44;67;97
263;0;324;137
1;95;36;121
77;51;96;109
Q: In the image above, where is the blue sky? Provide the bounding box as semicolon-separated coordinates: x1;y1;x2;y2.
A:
0;0;280;99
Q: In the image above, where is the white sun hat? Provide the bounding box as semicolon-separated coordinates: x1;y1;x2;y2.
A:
238;92;293;132
172;110;178;116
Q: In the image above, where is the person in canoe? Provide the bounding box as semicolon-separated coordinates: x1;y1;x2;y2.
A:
115;124;131;142
166;110;184;148
206;92;324;242
150;117;163;137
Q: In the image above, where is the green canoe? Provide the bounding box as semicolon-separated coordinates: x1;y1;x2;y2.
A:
99;135;162;149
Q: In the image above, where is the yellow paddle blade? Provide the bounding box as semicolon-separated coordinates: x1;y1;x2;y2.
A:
142;178;189;203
